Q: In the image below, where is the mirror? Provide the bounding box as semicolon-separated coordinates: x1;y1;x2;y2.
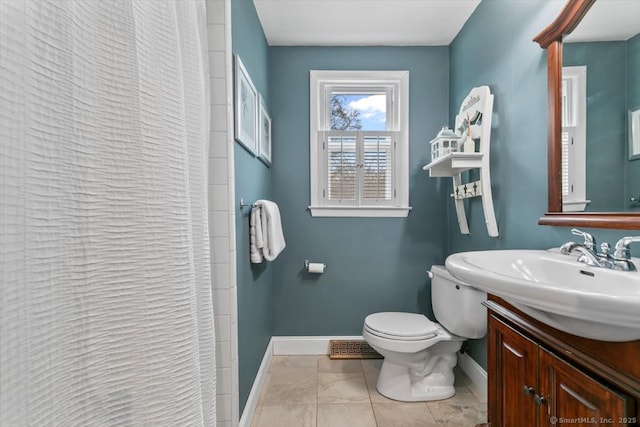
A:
562;1;640;212
534;0;640;229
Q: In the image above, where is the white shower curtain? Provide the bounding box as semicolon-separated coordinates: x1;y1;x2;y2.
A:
0;1;216;425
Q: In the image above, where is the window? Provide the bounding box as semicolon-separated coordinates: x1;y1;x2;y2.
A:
561;66;589;212
309;70;410;217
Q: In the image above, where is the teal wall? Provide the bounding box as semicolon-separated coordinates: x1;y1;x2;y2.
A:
563;41;626;211
269;46;450;335
627;33;640;210
628;34;640;111
448;0;639;369
231;0;272;413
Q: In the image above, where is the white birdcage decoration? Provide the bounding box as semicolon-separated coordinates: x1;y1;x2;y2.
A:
430;126;462;161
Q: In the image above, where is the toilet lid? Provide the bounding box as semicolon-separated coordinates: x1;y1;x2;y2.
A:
364;312;438;340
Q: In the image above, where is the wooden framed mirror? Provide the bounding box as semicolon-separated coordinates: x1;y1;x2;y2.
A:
534;0;640;230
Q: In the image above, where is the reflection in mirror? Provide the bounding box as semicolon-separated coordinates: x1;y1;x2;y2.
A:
631;109;640;160
562;1;640;212
559;65;588;211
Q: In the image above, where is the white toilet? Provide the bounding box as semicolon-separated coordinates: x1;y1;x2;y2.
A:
362;265;486;402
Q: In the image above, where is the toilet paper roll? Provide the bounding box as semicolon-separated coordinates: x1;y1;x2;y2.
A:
307;262;325;274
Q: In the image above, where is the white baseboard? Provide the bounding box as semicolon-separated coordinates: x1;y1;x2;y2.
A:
457;351;488;399
272;335;364;355
239;336;488;427
239;338;273;427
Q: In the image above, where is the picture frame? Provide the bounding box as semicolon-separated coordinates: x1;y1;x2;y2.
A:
258;94;272;166
630;109;640;160
234;55;258;155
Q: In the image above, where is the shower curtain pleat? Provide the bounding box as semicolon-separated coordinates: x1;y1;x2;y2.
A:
0;1;216;425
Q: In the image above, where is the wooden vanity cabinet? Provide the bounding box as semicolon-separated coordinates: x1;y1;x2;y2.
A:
486;295;639;427
490;315;538;426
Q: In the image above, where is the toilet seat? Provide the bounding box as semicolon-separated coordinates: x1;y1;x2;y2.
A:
364;312;439;341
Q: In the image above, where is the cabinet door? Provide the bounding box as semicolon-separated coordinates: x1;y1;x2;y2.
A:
540;349;633;427
489;315;539;427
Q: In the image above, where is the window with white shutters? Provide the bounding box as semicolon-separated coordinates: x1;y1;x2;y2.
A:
309;71;410;217
323;131;395;205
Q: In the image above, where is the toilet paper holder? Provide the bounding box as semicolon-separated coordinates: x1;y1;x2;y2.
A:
304;259;326;272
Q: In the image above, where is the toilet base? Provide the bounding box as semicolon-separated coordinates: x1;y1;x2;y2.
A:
375;341;462;402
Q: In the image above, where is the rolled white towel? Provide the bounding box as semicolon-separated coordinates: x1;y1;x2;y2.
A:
250;205;264;263
255;200;286;261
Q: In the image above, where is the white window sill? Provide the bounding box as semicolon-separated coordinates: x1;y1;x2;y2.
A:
308;206;412;218
562;199;591;212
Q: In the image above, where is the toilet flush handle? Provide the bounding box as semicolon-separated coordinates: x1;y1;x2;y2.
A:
427;271;434;279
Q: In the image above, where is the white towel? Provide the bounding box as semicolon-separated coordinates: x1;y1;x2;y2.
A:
250;206;264;263
250;200;286;263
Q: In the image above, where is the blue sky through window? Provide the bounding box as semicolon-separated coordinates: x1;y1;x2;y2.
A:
336;94;386;131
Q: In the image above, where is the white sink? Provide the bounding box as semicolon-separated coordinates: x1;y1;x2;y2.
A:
445;249;640;342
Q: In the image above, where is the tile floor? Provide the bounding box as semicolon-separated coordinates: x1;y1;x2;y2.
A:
250;355;488;427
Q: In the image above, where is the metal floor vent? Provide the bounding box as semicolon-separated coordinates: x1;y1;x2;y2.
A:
329;339;382;359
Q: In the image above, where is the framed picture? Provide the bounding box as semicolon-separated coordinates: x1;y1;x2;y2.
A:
630;109;640;160
234;55;258;155
258;94;272;166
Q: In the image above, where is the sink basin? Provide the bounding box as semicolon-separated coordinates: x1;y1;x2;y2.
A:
445;250;640;342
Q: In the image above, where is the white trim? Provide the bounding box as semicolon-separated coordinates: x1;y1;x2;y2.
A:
562;199;591;212
239;338;274;427
630;109;640;160
308;206;411;217
457;351;488;400
272;335;365;355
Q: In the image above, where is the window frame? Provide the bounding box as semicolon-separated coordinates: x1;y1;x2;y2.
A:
309;70;410;217
561;66;590;212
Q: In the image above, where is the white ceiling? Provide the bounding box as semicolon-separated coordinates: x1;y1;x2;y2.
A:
564;0;640;43
253;0;481;46
253;0;639;47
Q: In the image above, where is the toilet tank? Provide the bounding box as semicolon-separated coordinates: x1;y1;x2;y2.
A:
430;265;487;339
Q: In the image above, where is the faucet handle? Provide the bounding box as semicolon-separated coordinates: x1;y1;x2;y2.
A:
614;236;640;260
571;228;596;250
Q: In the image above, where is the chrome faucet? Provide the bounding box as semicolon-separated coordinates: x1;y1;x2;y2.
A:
560;229;638;272
559;241;604;268
559;228;598;260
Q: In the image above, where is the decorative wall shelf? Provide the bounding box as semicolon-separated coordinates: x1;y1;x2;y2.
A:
422;152;484;177
423;86;498;237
